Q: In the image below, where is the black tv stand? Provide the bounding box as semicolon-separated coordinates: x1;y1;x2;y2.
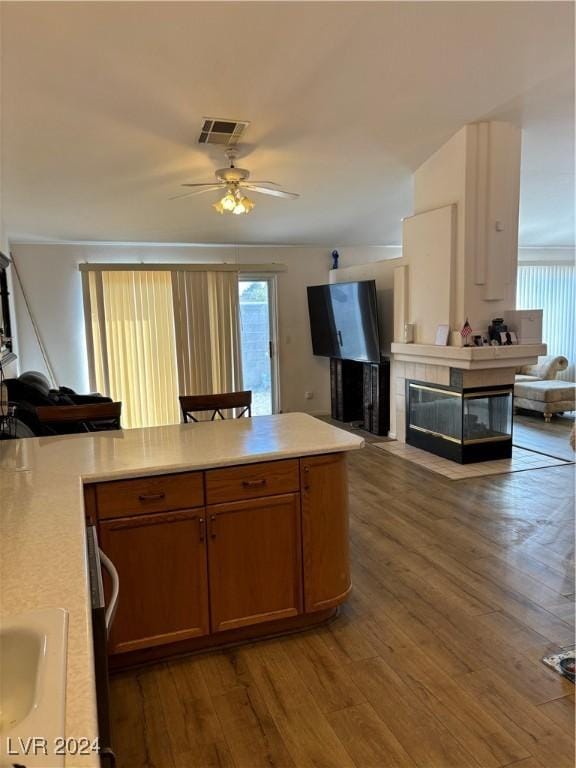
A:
330;357;390;436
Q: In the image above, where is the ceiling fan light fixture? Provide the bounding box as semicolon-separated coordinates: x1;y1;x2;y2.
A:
232;195;255;215
223;191;238;211
213;188;254;215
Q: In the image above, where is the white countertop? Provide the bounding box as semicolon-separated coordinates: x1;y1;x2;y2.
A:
0;413;363;767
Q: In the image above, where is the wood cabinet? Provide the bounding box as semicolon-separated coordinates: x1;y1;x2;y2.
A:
96;471;204;520
206;459;299;505
207;493;302;632
88;452;350;661
98;508;209;653
300;453;351;612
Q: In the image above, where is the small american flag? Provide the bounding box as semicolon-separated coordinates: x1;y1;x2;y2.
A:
460;318;473;339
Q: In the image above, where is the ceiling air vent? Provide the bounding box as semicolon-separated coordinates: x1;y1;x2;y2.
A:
198;117;250;146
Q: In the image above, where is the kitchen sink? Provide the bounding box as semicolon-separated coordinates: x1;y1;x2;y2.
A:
0;608;68;767
0;625;43;731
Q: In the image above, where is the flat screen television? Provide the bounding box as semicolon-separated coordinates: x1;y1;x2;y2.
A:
307;280;380;363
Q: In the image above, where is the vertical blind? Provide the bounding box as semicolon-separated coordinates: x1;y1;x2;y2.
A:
83;268;242;429
517;263;575;381
85;270;180;428
171;270;243;399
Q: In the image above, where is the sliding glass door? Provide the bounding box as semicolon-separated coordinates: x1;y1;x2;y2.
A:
239;276;279;415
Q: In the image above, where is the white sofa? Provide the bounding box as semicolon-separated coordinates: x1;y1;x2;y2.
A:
515;355;568;383
514;355;574;422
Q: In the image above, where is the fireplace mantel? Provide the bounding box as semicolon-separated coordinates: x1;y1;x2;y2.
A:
391;343;547;370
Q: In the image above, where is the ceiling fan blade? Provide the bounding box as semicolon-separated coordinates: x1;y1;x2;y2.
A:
170;185;225;200
180;182;225;188
241;180;281;187
244;185;300;199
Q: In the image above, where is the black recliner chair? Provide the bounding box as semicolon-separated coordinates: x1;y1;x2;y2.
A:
3;370;113;436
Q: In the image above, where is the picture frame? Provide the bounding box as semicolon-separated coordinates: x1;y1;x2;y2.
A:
435;324;450;346
500;330;518;346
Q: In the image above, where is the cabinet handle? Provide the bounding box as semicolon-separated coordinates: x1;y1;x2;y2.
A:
303;465;310;491
210;515;217;539
138;492;166;502
241;479;267;488
98;548;120;635
199;517;206;542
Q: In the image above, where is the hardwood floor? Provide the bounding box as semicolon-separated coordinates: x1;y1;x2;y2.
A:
513;412;575;462
109;439;575;768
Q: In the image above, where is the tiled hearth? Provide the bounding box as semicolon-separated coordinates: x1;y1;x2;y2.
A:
373;440;571;479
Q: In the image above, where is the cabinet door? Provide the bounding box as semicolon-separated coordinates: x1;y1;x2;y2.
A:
208;493;302;632
300;453;351;612
99;509;209;654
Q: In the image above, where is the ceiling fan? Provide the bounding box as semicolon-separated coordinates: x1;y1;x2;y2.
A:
171;148;300;215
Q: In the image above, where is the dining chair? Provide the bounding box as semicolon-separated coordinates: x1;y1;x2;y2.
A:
179;391;252;423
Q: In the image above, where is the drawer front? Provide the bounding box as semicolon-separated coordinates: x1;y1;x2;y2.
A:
96;472;204;519
206;459;299;505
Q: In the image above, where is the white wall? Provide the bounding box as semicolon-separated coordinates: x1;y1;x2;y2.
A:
413;126;467;317
402;205;456;344
9;242;391;415
0;2;19;380
332;246;403;267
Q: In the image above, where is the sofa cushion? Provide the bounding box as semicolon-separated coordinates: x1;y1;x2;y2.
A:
514;379;576;404
515;374;541;383
51;392;76;406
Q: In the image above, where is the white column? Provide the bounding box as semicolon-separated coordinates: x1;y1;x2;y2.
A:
405;121;522;338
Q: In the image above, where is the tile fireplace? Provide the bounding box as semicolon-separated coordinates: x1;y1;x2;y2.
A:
406;380;513;463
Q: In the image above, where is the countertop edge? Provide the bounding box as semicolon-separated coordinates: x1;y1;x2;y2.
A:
80;441;364;484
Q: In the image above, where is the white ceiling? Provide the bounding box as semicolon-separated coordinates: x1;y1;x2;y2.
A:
1;1;574;246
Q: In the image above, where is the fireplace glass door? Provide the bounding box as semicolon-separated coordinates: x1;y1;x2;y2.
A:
462;391;512;443
407;381;513;463
408;385;462;442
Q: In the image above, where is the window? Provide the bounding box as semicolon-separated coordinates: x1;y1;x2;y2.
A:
82;267;243;429
517;263;575;381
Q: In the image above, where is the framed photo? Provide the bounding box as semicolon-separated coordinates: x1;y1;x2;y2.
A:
435;324;450;346
472;335;483;347
500;330;518;346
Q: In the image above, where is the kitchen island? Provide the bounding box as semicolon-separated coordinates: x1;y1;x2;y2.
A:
0;413;363;766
